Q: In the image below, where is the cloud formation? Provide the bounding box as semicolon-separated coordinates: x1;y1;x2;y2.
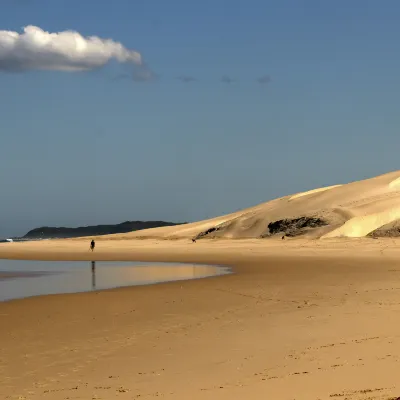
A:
112;63;157;82
256;75;271;84
0;25;142;72
132;62;157;82
221;75;235;84
177;75;196;83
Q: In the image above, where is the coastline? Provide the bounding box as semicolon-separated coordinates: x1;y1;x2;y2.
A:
2;236;400;262
1;238;400;399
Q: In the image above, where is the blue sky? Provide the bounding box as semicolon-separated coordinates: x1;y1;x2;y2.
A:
1;0;400;237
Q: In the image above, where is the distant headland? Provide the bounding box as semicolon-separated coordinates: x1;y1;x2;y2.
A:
21;220;185;240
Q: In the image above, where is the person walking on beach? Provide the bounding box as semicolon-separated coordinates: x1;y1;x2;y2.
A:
91;261;96;289
90;239;95;252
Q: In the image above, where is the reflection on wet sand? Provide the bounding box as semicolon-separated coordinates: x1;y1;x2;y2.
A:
91;261;96;289
0;260;230;302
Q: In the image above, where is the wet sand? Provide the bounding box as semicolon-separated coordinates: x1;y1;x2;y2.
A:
0;260;229;301
0;271;49;280
1;238;400;399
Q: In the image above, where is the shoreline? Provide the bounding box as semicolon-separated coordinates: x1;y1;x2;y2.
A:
0;259;232;304
2;236;400;261
0;271;53;281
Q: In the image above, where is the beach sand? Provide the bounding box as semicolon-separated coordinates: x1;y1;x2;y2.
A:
1;238;400;399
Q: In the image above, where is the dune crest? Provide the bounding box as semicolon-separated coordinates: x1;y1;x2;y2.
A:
110;170;400;240
289;185;342;201
389;176;400;189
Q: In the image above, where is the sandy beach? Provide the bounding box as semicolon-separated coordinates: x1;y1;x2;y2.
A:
1;238;400;399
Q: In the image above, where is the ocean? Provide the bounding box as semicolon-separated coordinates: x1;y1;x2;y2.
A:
0;237;46;243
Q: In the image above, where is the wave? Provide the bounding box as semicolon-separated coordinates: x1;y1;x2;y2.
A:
0;237;51;243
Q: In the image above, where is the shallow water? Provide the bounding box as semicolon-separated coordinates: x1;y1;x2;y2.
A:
0;260;230;302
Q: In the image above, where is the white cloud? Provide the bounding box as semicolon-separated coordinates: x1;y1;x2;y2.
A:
0;25;142;72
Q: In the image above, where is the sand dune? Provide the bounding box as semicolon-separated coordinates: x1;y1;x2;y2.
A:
3;172;400;398
288;184;342;200
104;170;400;240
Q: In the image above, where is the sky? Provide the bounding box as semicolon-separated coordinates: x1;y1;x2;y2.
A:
1;0;400;237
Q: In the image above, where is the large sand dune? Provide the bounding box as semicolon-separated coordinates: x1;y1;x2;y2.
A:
4;172;400;399
116;170;400;240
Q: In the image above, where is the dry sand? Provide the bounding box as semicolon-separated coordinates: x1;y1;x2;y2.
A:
1;238;400;399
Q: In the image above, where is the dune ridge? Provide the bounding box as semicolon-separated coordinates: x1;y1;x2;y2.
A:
103;170;400;240
288;184;342;200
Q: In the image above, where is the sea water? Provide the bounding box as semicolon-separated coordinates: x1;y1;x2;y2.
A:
0;260;230;301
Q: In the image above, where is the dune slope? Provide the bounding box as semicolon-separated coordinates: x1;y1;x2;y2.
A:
110;171;400;240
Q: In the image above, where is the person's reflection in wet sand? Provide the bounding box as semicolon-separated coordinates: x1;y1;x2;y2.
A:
91;261;96;289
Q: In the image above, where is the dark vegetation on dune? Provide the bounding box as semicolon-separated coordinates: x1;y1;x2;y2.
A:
191;215;328;240
368;220;400;238
261;216;328;238
193;226;221;240
23;221;185;239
